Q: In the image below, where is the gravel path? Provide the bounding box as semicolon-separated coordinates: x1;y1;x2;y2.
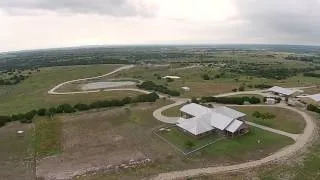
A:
152;103;316;180
152;98;189;124
48;65;135;95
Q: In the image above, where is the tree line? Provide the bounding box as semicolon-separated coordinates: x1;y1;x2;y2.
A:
137;81;180;96
0;92;160;127
200;96;261;105
303;72;320;78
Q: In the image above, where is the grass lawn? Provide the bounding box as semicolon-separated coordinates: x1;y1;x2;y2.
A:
158;126;221;152
230;106;306;134
201;127;294;161
161;104;184;117
0;122;34;180
34;117;61;158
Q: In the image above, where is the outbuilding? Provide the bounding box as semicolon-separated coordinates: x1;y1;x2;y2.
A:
267;86;303;98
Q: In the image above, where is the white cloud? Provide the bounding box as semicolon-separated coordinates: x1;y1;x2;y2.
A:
0;0;319;52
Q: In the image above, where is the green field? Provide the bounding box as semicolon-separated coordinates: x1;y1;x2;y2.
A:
231;106;306;134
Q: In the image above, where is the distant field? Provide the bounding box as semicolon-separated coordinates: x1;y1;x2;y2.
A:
231;106;306;134
0;64;133;115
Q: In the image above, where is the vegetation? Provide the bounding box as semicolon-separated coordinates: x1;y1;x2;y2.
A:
303;72;320;78
0;92;160;127
201;96;261;105
306;104;320;113
137;81;180;96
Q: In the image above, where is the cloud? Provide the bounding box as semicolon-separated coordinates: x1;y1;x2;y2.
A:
233;0;320;43
0;0;156;16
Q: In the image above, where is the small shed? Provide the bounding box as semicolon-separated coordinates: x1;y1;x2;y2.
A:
181;86;190;92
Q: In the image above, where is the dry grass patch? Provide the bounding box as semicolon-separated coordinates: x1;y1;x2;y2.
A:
0;122;34;180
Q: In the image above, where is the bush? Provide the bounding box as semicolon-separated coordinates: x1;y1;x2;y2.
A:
307;104;320;113
56;103;75;113
137;81;180;96
74;103;90;111
37;108;47;116
166;78;174;82
201;74;210;80
201;96;261;105
232;88;238;92
0;116;12;127
238;85;245;91
184;140;195;148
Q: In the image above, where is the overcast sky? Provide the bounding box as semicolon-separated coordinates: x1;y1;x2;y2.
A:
1;0;320;52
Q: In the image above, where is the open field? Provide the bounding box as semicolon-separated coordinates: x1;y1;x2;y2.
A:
77;126;294;180
0;122;34;180
231;106;306;134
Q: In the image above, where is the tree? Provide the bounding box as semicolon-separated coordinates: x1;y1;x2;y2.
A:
232;88;238;92
191;97;199;104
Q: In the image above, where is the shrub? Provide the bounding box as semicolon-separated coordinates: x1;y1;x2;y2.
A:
37;108;47;116
201;96;261;105
74;103;90;111
0;116;11;127
56;103;75;113
201;74;210;80
137;81;180;96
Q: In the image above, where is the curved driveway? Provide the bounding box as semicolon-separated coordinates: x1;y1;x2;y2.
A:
48;65;135;95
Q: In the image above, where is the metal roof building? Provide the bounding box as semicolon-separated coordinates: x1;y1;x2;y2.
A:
177;103;247;136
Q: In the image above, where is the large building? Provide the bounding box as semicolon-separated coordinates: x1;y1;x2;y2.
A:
177;103;248;137
299;93;320;106
266;86;303;98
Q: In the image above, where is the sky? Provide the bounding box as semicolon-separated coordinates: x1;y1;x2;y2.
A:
0;0;320;52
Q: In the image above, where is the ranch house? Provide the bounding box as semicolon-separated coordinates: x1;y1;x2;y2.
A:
177;103;248;137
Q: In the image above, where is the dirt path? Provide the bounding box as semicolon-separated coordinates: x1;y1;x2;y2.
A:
152;103;316;180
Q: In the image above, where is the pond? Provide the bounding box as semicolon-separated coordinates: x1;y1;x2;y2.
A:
81;81;136;90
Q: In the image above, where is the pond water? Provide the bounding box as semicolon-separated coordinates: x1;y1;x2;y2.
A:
81;81;136;90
